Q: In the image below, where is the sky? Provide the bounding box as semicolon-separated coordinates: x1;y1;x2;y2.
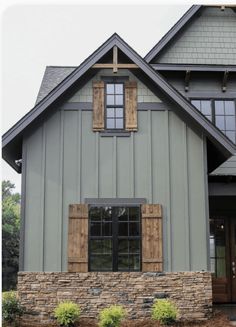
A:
1;2;199;193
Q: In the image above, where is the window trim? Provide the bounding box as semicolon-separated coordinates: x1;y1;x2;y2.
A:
88;205;142;272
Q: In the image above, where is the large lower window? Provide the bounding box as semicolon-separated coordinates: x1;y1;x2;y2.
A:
191;99;236;143
89;206;141;271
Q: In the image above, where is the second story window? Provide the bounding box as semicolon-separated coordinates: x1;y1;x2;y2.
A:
106;83;124;129
191;99;236;144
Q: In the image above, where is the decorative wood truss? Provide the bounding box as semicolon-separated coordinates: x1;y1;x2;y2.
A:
92;46;138;73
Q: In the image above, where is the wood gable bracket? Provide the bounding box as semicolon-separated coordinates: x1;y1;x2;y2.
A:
184;70;191;92
92;46;139;72
222;70;229;92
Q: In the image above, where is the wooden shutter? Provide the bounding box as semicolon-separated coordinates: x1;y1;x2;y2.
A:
93;81;105;131
68;204;88;272
125;81;137;131
141;204;163;272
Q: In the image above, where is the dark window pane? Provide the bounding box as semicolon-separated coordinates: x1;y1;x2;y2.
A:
107;108;115;118
115;84;123;94
201;100;211;115
215;116;225;130
115;95;123;105
90;240;112;254
102;207;112;221
107;118;115;129
117;207;128;221
129;240;140;253
226;131;235;143
129;222;140;236
116;108;123;118
90;255;112;271
90;222;101;236
225;116;235;130
118;222;128;236
106;84;114;94
90;207;101;221
129;255;140;270
116;119;124;129
102;222;112;236
107;95;115;105
225;101;235;115
118;255;129;270
129;207;140;221
215;101;224;115
191;100;201;110
118;239;129;254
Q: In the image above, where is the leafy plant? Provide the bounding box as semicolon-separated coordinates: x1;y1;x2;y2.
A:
98;305;126;327
151;299;178;325
54;301;81;327
2;180;21;291
2;291;24;324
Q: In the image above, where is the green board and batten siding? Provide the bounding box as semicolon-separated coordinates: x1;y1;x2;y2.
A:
22;70;208;273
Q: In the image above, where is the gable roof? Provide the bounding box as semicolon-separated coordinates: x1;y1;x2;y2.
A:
2;33;236;173
145;5;202;63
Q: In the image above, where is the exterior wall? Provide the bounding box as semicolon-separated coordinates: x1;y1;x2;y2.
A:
22;70;208;273
18;271;212;324
154;7;236;65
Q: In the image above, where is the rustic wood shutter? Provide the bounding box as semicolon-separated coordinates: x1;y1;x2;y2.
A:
141;204;163;272
68;204;88;272
125;81;137;131
93;81;105;131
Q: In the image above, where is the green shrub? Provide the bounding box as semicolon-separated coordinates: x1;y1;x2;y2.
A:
151;299;178;325
54;301;81;327
98;305;126;327
2;291;24;324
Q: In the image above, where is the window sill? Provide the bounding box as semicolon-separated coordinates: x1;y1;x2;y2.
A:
100;131;131;137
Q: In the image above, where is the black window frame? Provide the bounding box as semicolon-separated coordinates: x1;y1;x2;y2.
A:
191;98;236;144
88;205;142;272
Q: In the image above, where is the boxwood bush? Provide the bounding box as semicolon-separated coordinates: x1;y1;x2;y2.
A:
98;305;126;327
151;299;178;325
2;291;24;325
54;301;81;327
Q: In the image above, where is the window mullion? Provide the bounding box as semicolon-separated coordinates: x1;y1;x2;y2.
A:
112;208;118;271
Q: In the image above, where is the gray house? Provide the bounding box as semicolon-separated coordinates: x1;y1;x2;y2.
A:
2;5;236;324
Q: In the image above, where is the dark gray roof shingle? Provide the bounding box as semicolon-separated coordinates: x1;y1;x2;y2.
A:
36;66;76;104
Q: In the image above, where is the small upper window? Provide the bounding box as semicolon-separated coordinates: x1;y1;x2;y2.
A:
105;83;124;129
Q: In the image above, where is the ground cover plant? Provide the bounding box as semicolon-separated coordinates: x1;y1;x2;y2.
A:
54;301;81;327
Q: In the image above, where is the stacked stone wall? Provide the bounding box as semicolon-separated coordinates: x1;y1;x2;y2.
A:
18;271;212;325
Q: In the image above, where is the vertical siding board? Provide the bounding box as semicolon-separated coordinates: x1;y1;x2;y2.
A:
81;112;96;200
44;112;61;271
112;136;117;197
95;131;99;197
41;123;46;271
117;137;131;198
187;128;208;271
169;112;187;271
130;132;135;197
77;110;82;202
134;112;149;199
99;137;113;198
151;110;171;271
62;111;78;270
147;110;153;203
183;124;190;270
24;127;44;271
59;110;64;271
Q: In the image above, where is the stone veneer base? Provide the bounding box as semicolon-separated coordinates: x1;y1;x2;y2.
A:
18;271;212;325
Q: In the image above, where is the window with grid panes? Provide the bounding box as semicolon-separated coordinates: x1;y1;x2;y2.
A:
105;83;124;129
89;206;141;271
191;99;236;144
